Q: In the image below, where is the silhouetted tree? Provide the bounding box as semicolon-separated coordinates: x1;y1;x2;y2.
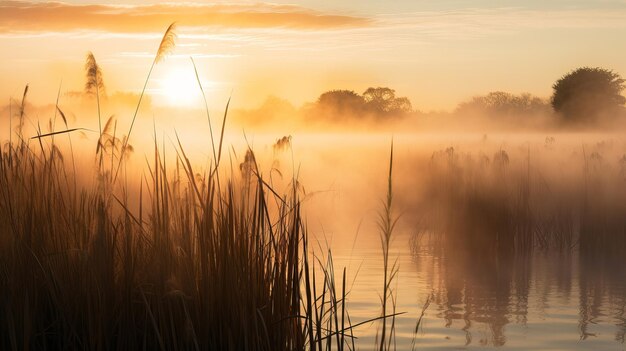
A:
456;91;549;117
363;87;412;115
316;90;365;116
551;67;625;122
310;87;413;121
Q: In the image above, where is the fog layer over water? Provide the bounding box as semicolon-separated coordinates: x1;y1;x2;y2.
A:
263;132;626;350
7;102;626;349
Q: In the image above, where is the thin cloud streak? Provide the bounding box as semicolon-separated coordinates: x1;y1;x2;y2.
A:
116;52;240;59
378;8;626;38
152;7;626;54
0;0;372;34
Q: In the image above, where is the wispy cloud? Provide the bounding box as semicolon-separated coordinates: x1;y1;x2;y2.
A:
378;7;626;39
0;1;371;34
116;51;240;59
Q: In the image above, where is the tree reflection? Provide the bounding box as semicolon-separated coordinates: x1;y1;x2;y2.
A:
415;243;626;347
578;254;626;342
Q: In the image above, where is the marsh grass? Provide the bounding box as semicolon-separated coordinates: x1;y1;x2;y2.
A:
376;141;400;351
113;22;177;183
0;22;412;349
0;95;406;350
0;132;384;350
421;145;626;257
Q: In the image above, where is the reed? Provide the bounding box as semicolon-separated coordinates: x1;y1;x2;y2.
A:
113;22;177;182
419;145;626;257
0;25;409;347
85;52;105;138
0;135;303;349
377;141;400;351
0;107;402;351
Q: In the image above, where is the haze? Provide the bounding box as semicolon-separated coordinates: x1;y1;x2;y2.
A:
2;1;626;350
2;0;626;112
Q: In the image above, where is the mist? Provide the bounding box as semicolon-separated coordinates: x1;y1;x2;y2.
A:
2;50;626;350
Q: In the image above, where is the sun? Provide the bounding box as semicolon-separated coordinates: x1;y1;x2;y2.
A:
158;66;203;107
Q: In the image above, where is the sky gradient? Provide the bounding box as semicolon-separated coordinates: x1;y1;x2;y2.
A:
2;0;626;111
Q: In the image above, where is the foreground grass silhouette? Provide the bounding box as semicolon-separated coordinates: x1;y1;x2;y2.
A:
0;20;404;349
0;135;407;350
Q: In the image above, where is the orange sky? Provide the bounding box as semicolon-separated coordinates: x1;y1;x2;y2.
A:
1;0;626;111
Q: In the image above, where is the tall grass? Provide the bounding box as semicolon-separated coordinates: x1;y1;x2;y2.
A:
0;130;381;350
0;23;411;348
0;95;407;351
377;141;399;351
419;144;626;257
113;22;177;183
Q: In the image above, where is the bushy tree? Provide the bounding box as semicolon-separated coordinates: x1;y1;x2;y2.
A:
363;87;412;115
312;87;413;120
316;90;366;116
456;91;549;117
551;67;625;121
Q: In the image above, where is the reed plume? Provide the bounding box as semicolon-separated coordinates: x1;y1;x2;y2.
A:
102;114;115;135
85;52;105;165
85;53;104;121
155;23;177;64
114;22;177;182
96;114;116;155
85;52;105;97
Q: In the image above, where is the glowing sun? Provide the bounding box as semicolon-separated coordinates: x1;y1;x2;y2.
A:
158;67;203;106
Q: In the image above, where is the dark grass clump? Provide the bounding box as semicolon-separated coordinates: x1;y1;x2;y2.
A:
0;23;409;349
420;145;626;258
0;133;384;350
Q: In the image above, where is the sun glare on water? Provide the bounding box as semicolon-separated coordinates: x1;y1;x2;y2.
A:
157;66;204;107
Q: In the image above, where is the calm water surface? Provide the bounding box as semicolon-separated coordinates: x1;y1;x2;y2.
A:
191;131;626;349
327;238;625;350
287;132;626;350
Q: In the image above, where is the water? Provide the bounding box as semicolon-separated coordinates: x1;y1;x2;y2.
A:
274;132;626;350
176;129;626;349
327;238;625;350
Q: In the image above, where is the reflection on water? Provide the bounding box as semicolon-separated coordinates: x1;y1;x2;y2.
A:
339;238;626;350
132;127;623;349
266;131;625;349
428;247;529;347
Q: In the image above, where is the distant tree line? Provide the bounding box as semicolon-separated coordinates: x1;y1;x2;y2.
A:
311;87;413;120
455;91;550;118
454;67;626;124
239;66;626;127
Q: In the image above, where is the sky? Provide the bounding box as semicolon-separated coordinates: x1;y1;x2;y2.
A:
1;0;626;111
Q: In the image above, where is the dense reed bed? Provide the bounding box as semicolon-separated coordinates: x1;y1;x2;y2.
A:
0;22;408;349
0;133;390;350
418;142;626;257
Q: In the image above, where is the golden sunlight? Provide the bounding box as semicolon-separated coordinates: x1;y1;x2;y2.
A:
157;66;203;106
2;2;626;350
